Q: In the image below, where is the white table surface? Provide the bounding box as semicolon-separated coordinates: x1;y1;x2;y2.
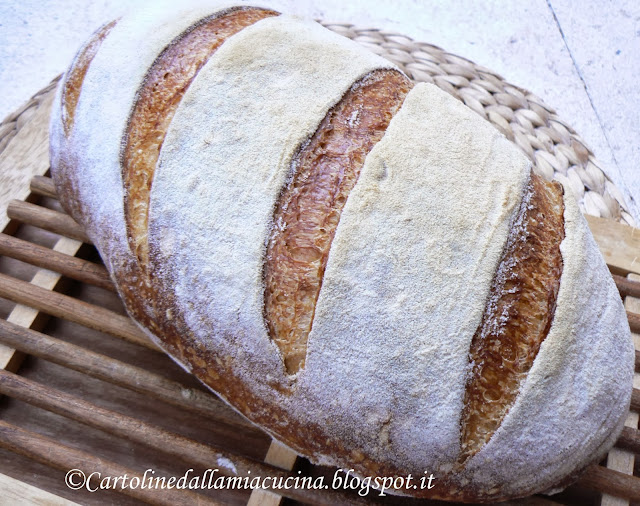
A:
1;0;638;220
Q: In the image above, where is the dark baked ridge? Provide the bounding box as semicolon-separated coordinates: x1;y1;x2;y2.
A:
61;19;118;136
459;173;565;463
122;7;278;268
264;69;413;374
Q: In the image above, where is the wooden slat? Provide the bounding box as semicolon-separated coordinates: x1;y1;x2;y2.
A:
0;472;80;506
628;311;640;334
616;426;640;455
247;485;285;506
7;200;91;244
248;439;299;506
578;465;640;502
602;272;640;506
613;274;640;299
0;318;256;431
0;272;156;350
603;415;640;506
586;215;640;276
29;175;58;199
0;370;365;506
263;440;298;471
0;233;114;291
0;420;219;506
630;389;640;413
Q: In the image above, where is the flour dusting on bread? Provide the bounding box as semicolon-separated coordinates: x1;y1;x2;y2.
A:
49;3;634;502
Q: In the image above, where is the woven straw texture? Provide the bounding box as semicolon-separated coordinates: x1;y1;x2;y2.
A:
0;23;634;226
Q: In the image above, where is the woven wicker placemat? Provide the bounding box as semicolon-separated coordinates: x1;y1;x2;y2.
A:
0;22;634;227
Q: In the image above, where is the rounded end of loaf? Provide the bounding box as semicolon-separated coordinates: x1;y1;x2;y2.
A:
444;184;634;503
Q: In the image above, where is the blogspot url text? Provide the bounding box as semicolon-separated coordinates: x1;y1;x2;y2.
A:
65;468;436;497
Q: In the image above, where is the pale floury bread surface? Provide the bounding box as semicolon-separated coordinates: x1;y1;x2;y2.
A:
49;2;634;502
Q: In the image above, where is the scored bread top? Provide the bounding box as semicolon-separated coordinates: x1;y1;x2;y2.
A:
123;7;278;270
263;69;413;375
50;2;247;275
49;3;634;502
302;83;529;472
148;13;395;390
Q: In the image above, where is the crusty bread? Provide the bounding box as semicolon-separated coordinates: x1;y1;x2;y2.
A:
49;2;634;502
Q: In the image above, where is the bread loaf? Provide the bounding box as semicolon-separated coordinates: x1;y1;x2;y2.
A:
49;2;634;502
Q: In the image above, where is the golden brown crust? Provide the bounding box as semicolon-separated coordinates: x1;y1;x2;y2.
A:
263;70;413;374
54;19;119;227
459;173;565;463
61;19;118;136
122;7;278;268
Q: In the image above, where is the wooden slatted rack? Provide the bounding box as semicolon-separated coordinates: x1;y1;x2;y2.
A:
0;179;640;506
1;81;640;506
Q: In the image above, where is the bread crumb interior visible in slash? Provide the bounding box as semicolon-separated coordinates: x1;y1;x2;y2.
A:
264;69;413;375
459;173;565;463
122;7;278;269
61;19;119;135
